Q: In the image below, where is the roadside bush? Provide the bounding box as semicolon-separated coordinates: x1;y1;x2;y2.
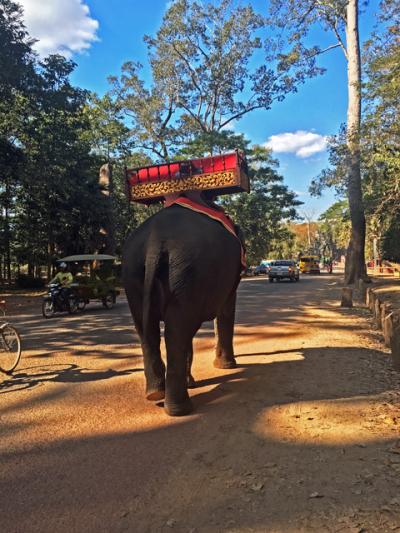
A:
16;274;45;289
382;214;400;263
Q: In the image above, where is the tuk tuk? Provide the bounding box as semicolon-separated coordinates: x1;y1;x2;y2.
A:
59;254;120;310
299;255;321;274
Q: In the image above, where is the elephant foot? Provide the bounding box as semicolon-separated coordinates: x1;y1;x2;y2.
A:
164;398;193;417
187;375;196;388
146;388;165;401
213;357;237;369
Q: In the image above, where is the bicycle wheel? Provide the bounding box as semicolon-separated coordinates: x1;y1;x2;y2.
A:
0;324;22;374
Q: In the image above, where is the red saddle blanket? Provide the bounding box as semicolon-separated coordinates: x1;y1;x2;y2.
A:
169;196;246;269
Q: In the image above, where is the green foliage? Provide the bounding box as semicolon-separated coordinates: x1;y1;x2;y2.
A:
381;214;400;262
0;0;37;279
105;157;162;256
309;127;348;197
174;130;250;159
305;1;400;268
110;0;323;161
173;130;301;264
15;273;45;289
267;226;296;260
268;0;348;68
362;0;400;261
0;6;112;279
318;201;351;255
109;60;180;161
362;2;400;215
82;93;133;161
311;1;400;262
15;56;107;264
7;0;396;281
0;0;36;100
219;143;301;265
270;0;370;283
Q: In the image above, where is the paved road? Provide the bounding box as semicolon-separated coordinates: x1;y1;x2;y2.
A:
9;274;339;356
1;274;399;532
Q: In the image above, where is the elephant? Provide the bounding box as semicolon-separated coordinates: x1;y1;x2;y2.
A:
122;201;243;416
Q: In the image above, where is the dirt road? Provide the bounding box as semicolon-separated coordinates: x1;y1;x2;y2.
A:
1;274;400;532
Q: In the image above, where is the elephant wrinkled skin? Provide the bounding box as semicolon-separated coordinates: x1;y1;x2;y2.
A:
122;204;242;416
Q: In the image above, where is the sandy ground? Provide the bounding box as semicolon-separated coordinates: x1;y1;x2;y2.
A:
1;274;400;533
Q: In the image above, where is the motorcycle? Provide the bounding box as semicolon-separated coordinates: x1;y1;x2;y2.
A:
42;283;79;318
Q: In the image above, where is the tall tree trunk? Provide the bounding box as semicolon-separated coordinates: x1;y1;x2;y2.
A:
344;0;367;284
47;240;55;280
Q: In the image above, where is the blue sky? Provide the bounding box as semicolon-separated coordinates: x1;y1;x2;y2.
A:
18;0;380;217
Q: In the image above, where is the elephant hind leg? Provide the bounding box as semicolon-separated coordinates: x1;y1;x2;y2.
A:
164;312;200;416
214;290;237;370
142;315;166;401
186;341;196;389
127;291;165;401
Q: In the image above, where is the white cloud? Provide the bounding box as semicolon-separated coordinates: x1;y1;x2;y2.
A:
265;130;327;158
19;0;99;58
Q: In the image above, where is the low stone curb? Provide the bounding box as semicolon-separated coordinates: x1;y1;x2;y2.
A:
358;280;400;371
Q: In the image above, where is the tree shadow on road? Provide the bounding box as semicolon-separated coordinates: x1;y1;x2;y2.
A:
11;277;344;360
2;277;400;531
1;344;399;532
0;363;140;394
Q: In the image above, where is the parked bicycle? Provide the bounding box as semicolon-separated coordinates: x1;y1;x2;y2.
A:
0;300;22;374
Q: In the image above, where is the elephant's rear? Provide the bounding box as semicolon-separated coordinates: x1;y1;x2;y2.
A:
122;205;242;324
122;204;243;415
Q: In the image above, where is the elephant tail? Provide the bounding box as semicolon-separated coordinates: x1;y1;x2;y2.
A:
142;246;163;337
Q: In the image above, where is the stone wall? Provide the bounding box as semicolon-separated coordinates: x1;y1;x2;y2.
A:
359;279;400;371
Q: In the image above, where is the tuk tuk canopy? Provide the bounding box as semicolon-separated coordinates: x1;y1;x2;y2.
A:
59;254;116;262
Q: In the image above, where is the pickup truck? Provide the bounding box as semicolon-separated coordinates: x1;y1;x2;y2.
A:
268;260;299;283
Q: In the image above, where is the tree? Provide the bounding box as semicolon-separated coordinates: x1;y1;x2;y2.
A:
172;130;301;264
0;0;36;101
83;94;136;255
0;140;23;279
345;0;366;283
174;129;250;159
110;0;322;160
0;0;37;280
288;221;319;256
362;0;400;260
14;55;107;276
269;0;367;283
311;1;400;264
299;209;317;251
318;201;351;259
83;93;133;162
221;145;301;265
